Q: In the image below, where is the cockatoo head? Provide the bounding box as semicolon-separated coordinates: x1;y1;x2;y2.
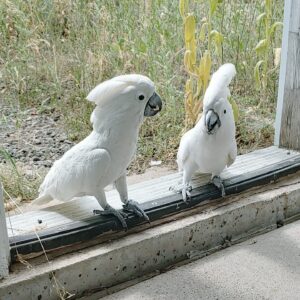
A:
202;63;236;135
203;98;233;135
87;74;162;130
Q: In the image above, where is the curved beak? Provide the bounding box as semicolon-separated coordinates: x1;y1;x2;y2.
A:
144;92;162;117
205;109;221;134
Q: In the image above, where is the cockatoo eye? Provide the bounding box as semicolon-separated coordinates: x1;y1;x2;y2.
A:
224;109;226;114
138;94;145;100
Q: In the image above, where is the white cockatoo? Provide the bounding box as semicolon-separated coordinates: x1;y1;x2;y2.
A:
175;63;237;202
32;74;162;228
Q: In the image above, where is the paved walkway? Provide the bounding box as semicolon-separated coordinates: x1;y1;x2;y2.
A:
102;220;300;300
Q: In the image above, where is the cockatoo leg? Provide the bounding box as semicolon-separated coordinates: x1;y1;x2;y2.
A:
123;200;150;222
169;182;192;203
114;175;150;223
93;188;128;229
169;167;193;203
181;184;192;203
93;206;128;229
211;175;225;197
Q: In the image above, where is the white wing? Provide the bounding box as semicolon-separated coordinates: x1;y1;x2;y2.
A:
38;145;111;202
227;140;237;167
177;130;193;172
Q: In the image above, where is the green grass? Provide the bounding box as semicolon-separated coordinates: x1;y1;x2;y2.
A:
0;148;42;203
0;0;283;201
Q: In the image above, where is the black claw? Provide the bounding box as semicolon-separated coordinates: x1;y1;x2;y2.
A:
221;185;225;197
123;200;150;223
93;208;128;230
170;184;192;204
212;176;226;197
183;195;191;204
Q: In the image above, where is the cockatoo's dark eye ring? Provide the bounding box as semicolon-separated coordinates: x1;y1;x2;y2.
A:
224;109;226;114
138;95;145;100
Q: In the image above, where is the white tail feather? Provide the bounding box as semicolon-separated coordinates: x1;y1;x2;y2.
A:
30;194;53;206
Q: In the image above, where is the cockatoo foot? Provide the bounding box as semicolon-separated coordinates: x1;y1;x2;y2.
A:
212;176;225;197
123;200;150;223
93;207;128;230
182;186;192;203
169;184;192;204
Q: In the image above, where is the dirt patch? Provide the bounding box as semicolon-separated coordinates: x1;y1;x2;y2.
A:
0;103;74;167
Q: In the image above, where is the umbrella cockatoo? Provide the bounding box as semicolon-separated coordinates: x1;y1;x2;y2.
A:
32;74;162;228
175;63;237;202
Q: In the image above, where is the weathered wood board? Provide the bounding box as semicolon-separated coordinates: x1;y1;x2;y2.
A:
275;0;300;149
5;146;300;260
0;183;10;278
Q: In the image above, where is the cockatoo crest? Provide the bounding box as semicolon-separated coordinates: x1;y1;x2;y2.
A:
87;74;155;106
203;63;236;109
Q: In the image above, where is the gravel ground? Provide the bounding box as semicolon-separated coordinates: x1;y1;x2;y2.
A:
0;102;74;168
0;102;174;172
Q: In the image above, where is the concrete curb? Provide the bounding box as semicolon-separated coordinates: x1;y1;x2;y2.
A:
1;176;300;300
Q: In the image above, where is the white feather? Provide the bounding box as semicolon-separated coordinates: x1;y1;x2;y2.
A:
32;74;157;210
87;74;154;105
177;64;237;197
203;63;236;109
30;194;53;206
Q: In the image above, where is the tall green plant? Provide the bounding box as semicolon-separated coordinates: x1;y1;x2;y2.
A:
180;0;238;129
254;0;282;102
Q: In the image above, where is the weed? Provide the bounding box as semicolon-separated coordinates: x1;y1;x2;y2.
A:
0;148;41;203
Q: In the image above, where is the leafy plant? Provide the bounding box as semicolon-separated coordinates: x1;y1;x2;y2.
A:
254;0;283;103
180;0;238;129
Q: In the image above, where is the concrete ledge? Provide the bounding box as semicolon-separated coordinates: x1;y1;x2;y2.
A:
1;175;300;300
99;220;300;300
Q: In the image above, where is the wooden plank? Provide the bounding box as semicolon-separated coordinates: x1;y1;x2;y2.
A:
6;146;296;237
0;183;10;279
274;0;291;145
6;146;300;261
275;0;300;149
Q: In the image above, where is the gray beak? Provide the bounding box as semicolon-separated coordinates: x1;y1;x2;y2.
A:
144;92;162;117
205;109;221;134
